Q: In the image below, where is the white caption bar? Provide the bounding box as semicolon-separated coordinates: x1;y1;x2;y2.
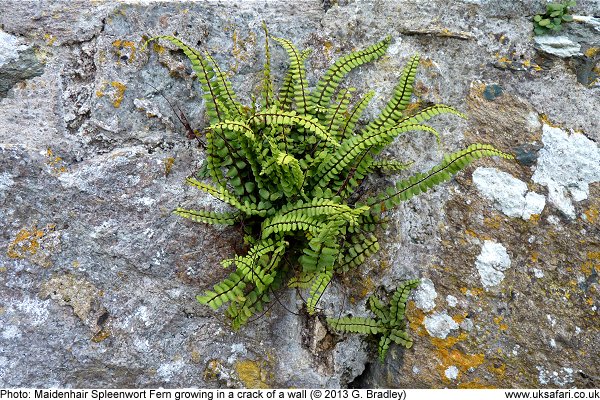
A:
0;389;599;400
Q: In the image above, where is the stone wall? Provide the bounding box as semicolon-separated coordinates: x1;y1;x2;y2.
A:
1;0;598;388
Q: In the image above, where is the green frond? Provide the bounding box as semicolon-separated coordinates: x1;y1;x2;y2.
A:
368;295;390;323
306;269;333;315
337;233;380;272
197;270;246;310
378;334;392;363
324;88;354;139
389;279;420;327
367;144;514;213
277;49;311;111
370;159;414;173
313;123;438;190
327;316;384;334
185;177;262;216
399;104;467;126
311;36;390;109
174;208;240;225
250;107;339;147
146;36;224;123
272;37;312;114
299;221;341;273
260;22;274;109
339;91;375;141
288;271;317;289
389;328;413;348
365;54;420;131
261;213;325;238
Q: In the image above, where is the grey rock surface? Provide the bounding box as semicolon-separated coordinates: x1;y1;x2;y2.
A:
1;0;599;389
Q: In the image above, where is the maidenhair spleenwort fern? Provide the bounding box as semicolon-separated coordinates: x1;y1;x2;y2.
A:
328;279;420;362
145;26;513;359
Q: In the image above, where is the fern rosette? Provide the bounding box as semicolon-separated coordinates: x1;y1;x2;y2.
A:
146;26;512;334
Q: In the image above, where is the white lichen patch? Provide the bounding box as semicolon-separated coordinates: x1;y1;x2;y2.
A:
475;240;511;290
534;35;582;58
446;295;458;307
445;365;459;380
532;125;600;219
0;31;28;65
413;278;437;312
533;268;544;278
473;167;545;220
537;366;575;386
156;358;186;382
0;172;15;195
423;311;459;339
1;325;21;340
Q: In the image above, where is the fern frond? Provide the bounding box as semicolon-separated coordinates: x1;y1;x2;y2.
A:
339;91;375;141
370;159;414;173
365;54;420;131
306;269;333;315
389;328;413;348
311;36;391;109
313;123;437;190
389;279;420;326
367;144;514;213
369;295;390;323
272;37;312;114
299;221;341;273
197;270;246;310
147;36;223;123
398;104;466;126
261;213;325;238
260;22;274;109
174;208;240;225
327;316;384;334
288;271;317;289
277;49;311;111
250;107;339;147
185;178;262;216
378;334;392;363
337;233;380;272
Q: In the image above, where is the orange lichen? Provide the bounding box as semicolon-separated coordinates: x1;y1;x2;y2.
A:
585;47;599;58
406;301;428;337
460;287;484;297
452;313;468;324
7;226;45;259
458;380;495;389
110;81;126;108
112;39;137;62
163;157;175;177
432;333;485;382
46;148;67;174
583;207;599;224
91;329;111;343
493;316;508;331
235;359;271;389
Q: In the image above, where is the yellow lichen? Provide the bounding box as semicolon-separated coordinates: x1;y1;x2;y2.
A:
91;329;111;343
111;81;127;108
234;360;270;389
585;47;600;58
431;332;485;382
406;301;428;337
7;226;45;259
46;148;68;174
112;39;137;62
190;350;202;364
204;359;223;381
493;316;508;331
43;33;56;46
583;207;599;224
163;157;175;177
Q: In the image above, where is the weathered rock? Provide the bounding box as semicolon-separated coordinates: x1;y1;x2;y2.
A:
1;0;599;390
